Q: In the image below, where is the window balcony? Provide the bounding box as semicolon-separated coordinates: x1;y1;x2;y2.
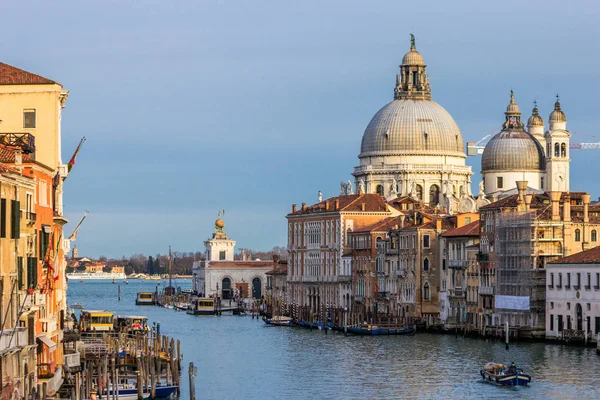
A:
64;352;81;369
449;288;465;298
37;363;56;379
479;286;494;295
574;285;580;290
585;285;591;290
448;260;468;269
0;327;28;354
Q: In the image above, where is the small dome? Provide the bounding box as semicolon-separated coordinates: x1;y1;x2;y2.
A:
402;49;425;66
549;100;566;122
215;218;225;229
482;131;545;172
527;104;544;127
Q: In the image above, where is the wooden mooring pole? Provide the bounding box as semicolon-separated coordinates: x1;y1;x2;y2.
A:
188;362;197;400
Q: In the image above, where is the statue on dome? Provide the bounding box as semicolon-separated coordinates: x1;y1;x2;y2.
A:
318;191;323;202
478;180;485;197
358;179;365;193
391;177;398;195
347;180;354;195
410;33;416;50
340;181;347;195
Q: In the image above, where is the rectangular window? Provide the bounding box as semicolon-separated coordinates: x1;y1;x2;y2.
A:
27;257;38;289
576;272;581;289
540;176;544;190
17;257;24;289
423;234;430;249
39;180;48;207
549;273;554;288
566;273;571;289
465;217;471;224
558;315;563;332
596;317;600;334
23;109;36;129
596;273;600;289
219;250;226;260
10;200;20;239
0;198;5;238
497;176;503;189
558;273;562;288
550;314;554;331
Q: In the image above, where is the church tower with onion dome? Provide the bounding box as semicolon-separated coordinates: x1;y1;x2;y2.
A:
544;96;570;192
353;35;474;213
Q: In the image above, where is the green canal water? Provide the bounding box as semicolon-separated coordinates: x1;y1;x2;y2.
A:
68;279;600;399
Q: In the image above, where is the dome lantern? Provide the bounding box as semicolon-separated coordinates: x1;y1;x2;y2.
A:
527;100;544;127
549;94;567;122
394;34;430;101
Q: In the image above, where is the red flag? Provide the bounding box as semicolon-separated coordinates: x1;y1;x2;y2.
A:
67;137;86;173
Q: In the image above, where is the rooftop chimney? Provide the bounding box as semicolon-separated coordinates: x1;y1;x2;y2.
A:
301;202;306;212
272;254;279;263
361;203;366;211
516;181;528;210
325;201;330;211
400;214;405;228
563;194;571;222
582;194;591;223
524;194;532;212
436;219;442;232
335;199;340;210
292;204;297;213
550;192;561;221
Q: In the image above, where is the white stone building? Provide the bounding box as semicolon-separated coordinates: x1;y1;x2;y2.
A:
546;246;600;343
191;217;276;300
352;35;475;213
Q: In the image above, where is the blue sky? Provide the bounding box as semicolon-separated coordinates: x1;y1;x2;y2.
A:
2;0;599;258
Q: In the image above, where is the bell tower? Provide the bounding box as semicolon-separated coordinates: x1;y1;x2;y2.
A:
545;96;570;192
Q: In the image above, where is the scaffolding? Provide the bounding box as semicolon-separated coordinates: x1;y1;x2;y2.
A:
495;211;546;332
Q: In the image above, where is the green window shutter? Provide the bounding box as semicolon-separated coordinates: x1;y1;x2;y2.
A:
0;199;6;238
10;200;20;239
18;256;24;289
27;257;38;289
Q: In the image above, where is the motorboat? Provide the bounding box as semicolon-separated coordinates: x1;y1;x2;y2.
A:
104;384;177;399
71;302;84;309
263;315;293;326
136;292;156;305
480;362;532;386
345;324;415;336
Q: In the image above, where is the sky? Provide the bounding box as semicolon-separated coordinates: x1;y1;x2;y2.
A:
2;0;599;258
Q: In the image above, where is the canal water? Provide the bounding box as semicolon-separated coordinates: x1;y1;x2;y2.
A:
68;279;600;400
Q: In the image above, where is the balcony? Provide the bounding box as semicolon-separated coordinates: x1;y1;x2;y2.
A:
479;286;494;295
0;132;36;154
301;276;319;283
594;285;599;290
448;260;468;269
574;285;580;290
585;285;591;290
449;288;465;298
64;352;81;369
37;363;56;379
0;328;28;355
41;318;58;335
337;275;352;282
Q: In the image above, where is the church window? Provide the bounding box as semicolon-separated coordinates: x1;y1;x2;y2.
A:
219;250;226;260
554;143;560;157
376;185;384;196
429;185;440;205
497;176;503;189
575;229;581;242
592;230;597;242
423;282;430;301
561;143;567;157
423;257;429;271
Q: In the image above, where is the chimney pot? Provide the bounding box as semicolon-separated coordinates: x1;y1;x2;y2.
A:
361;203;366;211
563;194;571;222
582;194;591;223
325;201;330;211
335;200;340;210
550;191;561;221
292;204;297;213
301;202;306;212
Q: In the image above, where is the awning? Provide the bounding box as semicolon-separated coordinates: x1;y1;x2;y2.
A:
37;335;57;351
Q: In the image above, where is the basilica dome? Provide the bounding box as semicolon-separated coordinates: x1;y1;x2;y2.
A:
482;92;545;172
359;99;465;157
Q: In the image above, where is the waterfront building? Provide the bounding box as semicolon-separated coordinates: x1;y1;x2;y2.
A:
478;183;600;337
0;160;37;398
265;259;288;315
286;193;399;317
546;246;600;343
440;220;480;328
352;36;476;213
0;63;70;397
481;92;570;197
191;217;276;300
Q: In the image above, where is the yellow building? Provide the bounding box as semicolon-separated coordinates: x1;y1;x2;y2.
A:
0;62;71;396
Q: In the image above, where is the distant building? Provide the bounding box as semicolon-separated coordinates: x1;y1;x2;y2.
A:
192;217;276;299
546;246;600;343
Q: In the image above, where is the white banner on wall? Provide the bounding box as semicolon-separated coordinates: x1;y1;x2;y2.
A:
495;295;530;311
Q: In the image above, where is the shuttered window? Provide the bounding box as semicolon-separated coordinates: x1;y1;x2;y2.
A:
0;199;6;238
17;256;24;289
10;200;20;239
27;257;38;289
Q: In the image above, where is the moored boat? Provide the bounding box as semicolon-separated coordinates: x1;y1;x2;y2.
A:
186;298;215;315
263;315;293;326
480;362;532;386
136;291;156;305
345;324;415;336
104;384;177;399
71;302;84;309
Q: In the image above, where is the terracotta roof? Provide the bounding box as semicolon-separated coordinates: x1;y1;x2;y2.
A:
354;215;409;234
266;264;288;275
480;193;550;210
289;193;389;215
208;261;277;268
0;161;21;175
548;245;600;265
442;220;480;237
0;62;56;85
0;147;34;163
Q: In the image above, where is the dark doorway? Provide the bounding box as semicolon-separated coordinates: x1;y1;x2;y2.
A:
252;278;262;299
576;303;583;331
222;278;232;299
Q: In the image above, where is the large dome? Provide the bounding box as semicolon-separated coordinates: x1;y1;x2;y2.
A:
481;130;545;172
359;99;465;157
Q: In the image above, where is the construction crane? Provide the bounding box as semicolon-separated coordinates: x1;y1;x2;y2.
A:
467;132;600;156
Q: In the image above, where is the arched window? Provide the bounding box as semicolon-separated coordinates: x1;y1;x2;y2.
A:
575;229;581;242
554;143;560;157
561;143;567;157
429;184;440;205
423;257;429;271
423;282;430;301
592;230;597;242
415;184;423;201
376;184;384;196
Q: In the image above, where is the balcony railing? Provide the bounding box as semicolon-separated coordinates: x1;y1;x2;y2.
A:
41;318;58;335
479;286;494;295
449;288;465;298
37;363;55;379
574;285;581;290
448;260;468;269
0;327;28;354
585;285;591;290
64;352;81;368
0;132;36;154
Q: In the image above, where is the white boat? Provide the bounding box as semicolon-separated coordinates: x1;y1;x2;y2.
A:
66;271;127;280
